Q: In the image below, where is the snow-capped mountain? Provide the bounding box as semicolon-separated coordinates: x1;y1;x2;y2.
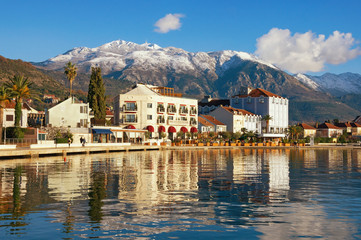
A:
295;72;361;96
33;39;361;121
37;40;278;75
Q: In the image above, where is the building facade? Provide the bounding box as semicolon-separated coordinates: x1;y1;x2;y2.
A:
299;123;316;137
230;87;289;138
114;84;198;139
316;123;343;138
199;115;227;132
45;97;90;128
2;101;30;128
209;106;261;133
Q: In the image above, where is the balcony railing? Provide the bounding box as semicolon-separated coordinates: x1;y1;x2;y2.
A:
168;119;188;126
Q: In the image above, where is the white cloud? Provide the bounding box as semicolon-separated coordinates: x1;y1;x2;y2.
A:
154;13;184;33
255;28;361;73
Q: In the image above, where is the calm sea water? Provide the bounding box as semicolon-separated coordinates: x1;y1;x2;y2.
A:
0;149;360;239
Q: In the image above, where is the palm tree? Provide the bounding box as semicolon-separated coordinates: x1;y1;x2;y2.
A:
262;114;273;133
5;75;33;127
64;61;77;98
0;86;12;141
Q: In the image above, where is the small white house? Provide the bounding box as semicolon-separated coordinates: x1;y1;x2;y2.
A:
45;97;90;128
2;101;30;128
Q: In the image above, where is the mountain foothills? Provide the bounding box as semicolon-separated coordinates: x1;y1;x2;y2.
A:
1;40;360;122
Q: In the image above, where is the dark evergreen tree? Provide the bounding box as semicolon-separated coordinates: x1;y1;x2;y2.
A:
88;67;106;122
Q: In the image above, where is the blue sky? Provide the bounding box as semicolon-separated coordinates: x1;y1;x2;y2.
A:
0;0;360;74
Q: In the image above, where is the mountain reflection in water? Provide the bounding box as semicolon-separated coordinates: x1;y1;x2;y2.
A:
0;149;360;239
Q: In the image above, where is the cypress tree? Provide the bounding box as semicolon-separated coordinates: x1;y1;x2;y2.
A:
88;67;106;122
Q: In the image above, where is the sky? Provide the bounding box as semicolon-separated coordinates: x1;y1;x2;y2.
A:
0;0;361;75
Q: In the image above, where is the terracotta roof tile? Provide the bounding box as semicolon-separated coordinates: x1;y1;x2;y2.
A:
318;122;342;129
336;122;352;128
200;115;225;125
198;117;213;127
221;106;256;116
234;88;283;99
351;122;361;128
299;123;316;130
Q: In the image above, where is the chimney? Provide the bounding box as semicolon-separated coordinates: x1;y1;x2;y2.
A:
239;86;253;95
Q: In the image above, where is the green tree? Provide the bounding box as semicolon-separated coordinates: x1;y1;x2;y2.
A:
0;86;12;140
64;61;77;98
262;114;273;133
5;75;34;128
87;67;106;122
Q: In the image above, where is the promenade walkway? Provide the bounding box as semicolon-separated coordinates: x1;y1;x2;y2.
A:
0;144;160;159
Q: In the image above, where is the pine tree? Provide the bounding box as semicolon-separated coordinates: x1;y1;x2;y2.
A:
88;67;106;122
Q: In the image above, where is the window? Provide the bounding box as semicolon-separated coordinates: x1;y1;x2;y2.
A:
147;103;152;108
6;115;13;121
168;116;174;120
147;115;152;120
181;116;187;121
259;96;264;103
125;114;137;122
80;106;88;113
125;102;137;111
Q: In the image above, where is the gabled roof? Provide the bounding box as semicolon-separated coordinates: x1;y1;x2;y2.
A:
198;99;230;107
318;122;341;129
200;115;226;126
4;101;31;110
125;84;160;96
198;117;213;127
233;88;283;99
336;122;352;128
299;123;316;130
221;106;256;116
351;122;361;128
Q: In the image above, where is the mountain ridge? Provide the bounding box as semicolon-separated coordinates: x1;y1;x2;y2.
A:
32;40;361;122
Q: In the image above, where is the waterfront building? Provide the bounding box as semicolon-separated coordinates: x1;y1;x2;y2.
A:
298;123;317;137
316;122;343;138
209;106;261;133
230;87;288;138
351;122;361;136
45;97;90;128
335;122;353;134
113;84;198;139
2;101;30;128
198;95;230;114
198;116;215;133
199;115;227;132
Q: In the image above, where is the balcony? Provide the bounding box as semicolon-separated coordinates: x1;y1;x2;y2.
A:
168;119;188;126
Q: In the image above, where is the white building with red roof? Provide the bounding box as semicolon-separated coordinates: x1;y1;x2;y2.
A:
316;122;343;138
209;106;261;133
230;87;288;138
199;115;227;132
298;123;317;137
113;84;198;139
2;101;31;128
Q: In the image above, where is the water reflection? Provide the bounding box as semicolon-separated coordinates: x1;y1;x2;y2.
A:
0;149;360;239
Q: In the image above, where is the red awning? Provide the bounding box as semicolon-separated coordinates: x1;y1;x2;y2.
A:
180;127;188;133
158;126;166;132
168;126;176;133
146;126;154;132
126;125;136;129
190;127;198;133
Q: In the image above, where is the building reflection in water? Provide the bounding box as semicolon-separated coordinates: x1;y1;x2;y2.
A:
0;149;360;239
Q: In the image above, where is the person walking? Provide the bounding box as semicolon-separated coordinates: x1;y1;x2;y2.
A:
68;137;72;147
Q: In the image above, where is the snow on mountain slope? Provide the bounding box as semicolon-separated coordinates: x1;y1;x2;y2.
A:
294;73;321;90
295;72;361;96
37;40;278;75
